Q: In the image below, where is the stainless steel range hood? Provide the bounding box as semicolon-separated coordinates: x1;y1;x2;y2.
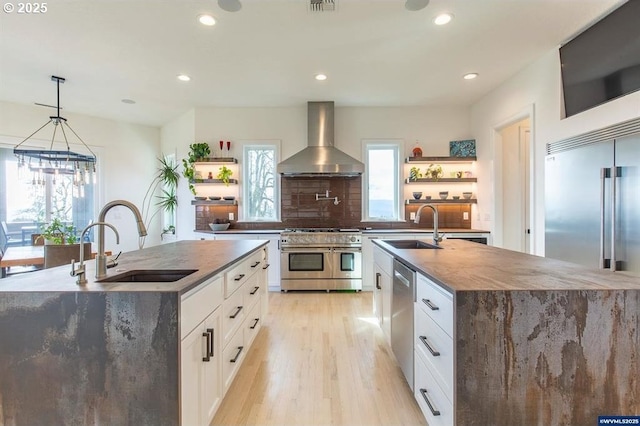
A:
277;101;364;176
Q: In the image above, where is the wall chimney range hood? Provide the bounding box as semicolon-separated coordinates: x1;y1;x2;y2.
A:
277;101;364;176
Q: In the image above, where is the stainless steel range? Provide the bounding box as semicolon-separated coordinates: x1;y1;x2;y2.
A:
280;228;362;291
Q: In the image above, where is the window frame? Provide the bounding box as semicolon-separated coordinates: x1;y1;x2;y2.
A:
240;140;281;222
362;139;404;222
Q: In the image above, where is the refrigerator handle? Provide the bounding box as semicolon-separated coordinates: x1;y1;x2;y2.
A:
600;168;610;269
611;166;622;271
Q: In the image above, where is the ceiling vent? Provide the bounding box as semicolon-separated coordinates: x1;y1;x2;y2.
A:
310;0;336;12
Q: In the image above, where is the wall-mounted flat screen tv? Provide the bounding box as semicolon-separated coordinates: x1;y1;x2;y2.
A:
560;0;640;118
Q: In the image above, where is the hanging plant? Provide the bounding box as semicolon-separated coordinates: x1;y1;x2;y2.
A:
217;165;233;186
182;142;211;195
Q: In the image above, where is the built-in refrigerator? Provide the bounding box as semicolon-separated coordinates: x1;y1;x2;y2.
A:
545;118;640;275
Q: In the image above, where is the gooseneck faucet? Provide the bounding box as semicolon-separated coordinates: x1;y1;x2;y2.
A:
414;203;442;245
71;222;120;285
95;200;147;279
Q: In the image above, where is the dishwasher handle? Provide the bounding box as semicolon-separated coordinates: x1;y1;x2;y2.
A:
394;271;411;287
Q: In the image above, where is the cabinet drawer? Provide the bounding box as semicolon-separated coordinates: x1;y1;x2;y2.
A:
180;275;223;340
244;300;262;348
414;353;454;426
243;273;261;312
373;247;393;276
415;307;454;400
416;274;454;338
224;250;263;298
222;326;245;393
222;287;246;347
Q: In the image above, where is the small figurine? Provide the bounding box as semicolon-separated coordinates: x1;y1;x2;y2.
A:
412;141;423;157
208;171;213;180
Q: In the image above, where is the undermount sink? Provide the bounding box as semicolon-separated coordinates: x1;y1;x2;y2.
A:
383;240;442;250
97;269;198;283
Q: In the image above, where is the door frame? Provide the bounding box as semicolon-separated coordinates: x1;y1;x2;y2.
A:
490;104;536;254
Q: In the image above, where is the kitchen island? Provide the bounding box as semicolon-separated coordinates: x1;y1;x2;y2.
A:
0;239;269;426
374;239;640;425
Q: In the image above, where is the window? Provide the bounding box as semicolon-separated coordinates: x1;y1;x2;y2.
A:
363;140;402;221
0;145;96;245
242;143;279;221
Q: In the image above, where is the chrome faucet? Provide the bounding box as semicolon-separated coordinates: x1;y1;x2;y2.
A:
414;204;442;245
71;221;119;285
95;200;147;279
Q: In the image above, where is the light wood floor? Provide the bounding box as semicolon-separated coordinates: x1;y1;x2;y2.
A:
212;291;427;426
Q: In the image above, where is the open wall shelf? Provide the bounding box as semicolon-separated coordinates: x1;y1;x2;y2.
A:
405;156;476;164
405;199;477;204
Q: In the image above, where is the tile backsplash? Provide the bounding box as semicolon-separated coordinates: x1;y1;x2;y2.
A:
281;176;362;228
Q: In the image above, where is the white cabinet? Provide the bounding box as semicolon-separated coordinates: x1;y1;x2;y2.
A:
180;244;269;425
414;273;454;426
220;245;268;394
212;233;280;291
372;243;394;345
180;275;224;426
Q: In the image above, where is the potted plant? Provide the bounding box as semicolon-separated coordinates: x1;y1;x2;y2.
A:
141;156;180;244
409;166;422;181
39;217;78;245
217;165;233;186
426;164;443;180
182;143;211;195
39;217;92;269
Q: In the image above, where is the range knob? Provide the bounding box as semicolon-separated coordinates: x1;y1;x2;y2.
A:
350;236;357;242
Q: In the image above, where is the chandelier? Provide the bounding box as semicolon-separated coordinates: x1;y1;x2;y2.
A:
13;75;97;197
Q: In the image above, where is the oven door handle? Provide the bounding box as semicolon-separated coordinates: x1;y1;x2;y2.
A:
281;247;332;253
331;248;362;253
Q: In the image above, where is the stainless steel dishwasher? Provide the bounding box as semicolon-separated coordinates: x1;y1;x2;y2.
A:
391;259;416;391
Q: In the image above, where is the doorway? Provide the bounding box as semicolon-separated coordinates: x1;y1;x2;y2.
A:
494;115;533;254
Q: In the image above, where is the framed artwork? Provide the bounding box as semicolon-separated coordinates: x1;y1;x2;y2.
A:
449;139;476;157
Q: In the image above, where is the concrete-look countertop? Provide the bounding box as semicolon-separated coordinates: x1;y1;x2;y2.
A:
0;239;268;294
373;238;640;292
197;227;490;235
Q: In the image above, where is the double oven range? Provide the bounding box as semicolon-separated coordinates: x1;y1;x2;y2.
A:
280;228;362;291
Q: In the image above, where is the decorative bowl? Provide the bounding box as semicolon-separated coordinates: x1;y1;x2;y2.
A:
209;223;230;231
439;191;449;200
412;192;422;200
194;196;207;200
462;192;473;199
452;195;460;200
223;196;236;201
209;196;222;200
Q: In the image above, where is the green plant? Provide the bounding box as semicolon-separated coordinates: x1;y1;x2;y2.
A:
426;164;443;180
39;217;78;245
142;156;180;234
409;166;422;181
217;165;233;186
182;143;211;195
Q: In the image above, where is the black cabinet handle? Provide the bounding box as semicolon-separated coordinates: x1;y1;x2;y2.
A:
234;273;246;281
230;346;244;363
250;318;259;329
262;263;270;270
251;261;261;268
229;306;243;319
207;328;214;358
250;286;260;295
375;272;382;290
202;331;211;362
419;335;440;356
419;388;441;416
422;298;439;311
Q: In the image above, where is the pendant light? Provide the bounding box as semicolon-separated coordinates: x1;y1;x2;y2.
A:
13;75;97;196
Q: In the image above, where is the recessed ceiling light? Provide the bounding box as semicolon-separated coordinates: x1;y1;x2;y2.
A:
121;99;136;104
177;74;191;82
198;14;216;26
463;73;478;80
315;74;327;81
434;13;453;25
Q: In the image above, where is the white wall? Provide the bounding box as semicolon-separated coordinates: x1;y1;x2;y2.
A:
160;105;471;238
470;49;640;255
0;101;161;253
